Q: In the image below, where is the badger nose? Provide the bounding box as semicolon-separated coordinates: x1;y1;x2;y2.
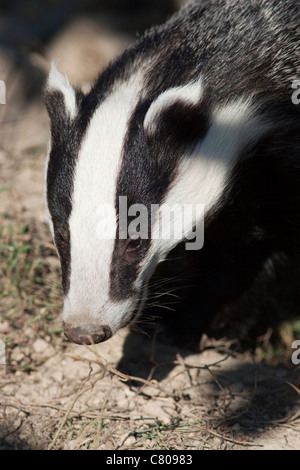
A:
63;323;112;345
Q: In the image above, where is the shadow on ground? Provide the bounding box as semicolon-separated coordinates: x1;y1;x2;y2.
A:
117;329;300;439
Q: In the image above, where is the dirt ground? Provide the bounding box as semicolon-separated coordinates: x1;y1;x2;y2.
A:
0;4;300;451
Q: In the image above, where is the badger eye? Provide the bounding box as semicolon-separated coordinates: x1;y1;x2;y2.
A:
125;237;142;252
123;237;143;262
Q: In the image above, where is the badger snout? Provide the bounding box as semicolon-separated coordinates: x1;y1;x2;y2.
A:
63;322;113;345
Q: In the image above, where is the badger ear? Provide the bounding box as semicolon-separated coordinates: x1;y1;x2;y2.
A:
143;80;210;146
44;62;78;138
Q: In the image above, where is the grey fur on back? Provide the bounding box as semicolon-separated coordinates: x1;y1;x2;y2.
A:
123;0;300;103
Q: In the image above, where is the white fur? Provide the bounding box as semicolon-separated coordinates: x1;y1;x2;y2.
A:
144;79;204;137
139;95;271;281
62;77;270;333
63;71;146;331
47;62;77;119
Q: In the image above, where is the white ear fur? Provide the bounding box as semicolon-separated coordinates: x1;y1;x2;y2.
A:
47;61;77;119
144;79;203;136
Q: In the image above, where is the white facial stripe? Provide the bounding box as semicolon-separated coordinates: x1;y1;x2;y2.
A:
47;62;77;119
63;72;145;327
63;298;135;332
139;96;269;277
144;79;203;136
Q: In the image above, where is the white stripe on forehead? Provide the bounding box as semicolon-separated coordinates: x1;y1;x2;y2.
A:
144;79;203;136
64;71;145;321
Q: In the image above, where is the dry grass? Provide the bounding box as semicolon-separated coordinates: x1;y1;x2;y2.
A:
0;3;299;448
0;212;300;450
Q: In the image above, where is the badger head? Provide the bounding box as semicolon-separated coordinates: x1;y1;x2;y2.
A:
44;63;267;345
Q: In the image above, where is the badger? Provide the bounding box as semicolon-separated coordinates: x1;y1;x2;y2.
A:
44;0;300;346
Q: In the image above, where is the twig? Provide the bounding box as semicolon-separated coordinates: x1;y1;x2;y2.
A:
176;353;232;369
109;365;159;388
220;370;258;423
206;427;264;447
285;380;300;397
48;366;93;450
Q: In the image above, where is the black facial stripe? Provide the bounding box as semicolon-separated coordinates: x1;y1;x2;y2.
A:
155;98;211;145
45;88;100;294
44;51;152;295
109;95;211;301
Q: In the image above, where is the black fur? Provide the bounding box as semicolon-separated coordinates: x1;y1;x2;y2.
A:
111;0;299;334
45;0;300;343
109;95;211;301
44;89;99;292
